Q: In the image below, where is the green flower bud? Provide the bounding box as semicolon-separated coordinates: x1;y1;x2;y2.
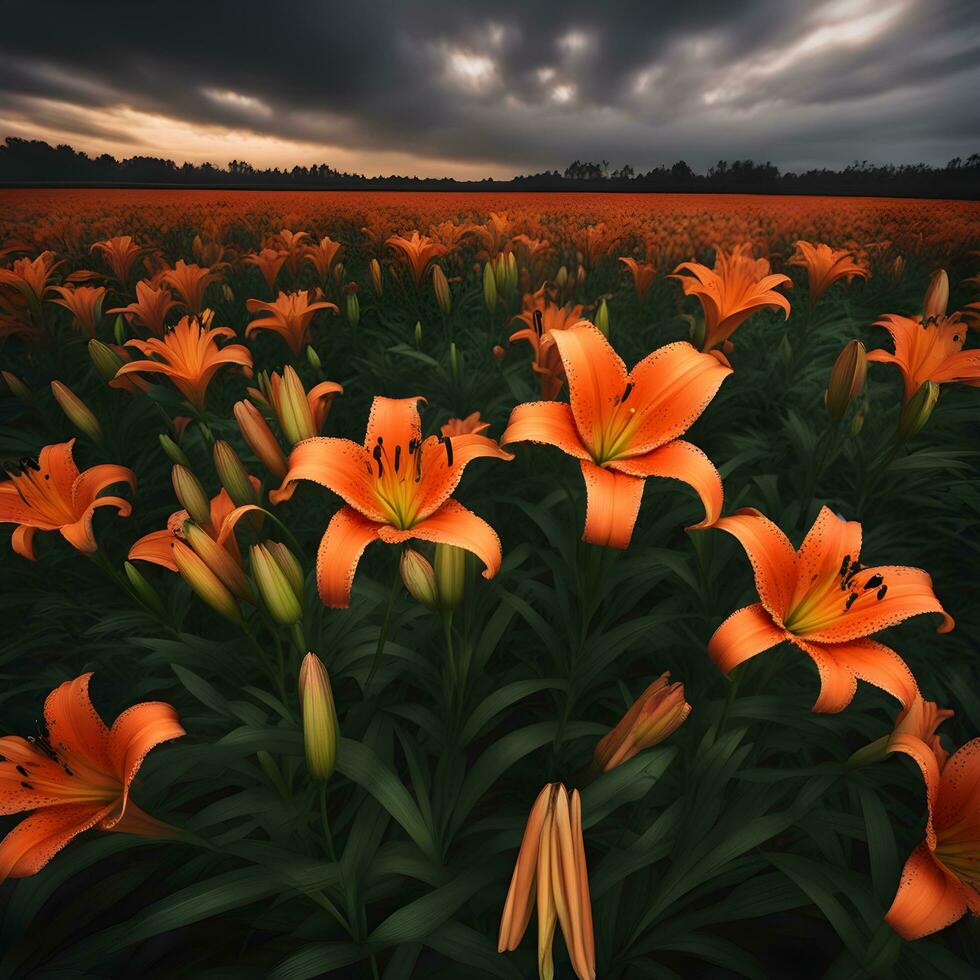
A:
299;652;338;780
212;439;257;507
171;464;211;526
159;433;191;468
434;543;466;612
898;381;939;442
400;547;439;611
251;543;303;625
50;381;103;443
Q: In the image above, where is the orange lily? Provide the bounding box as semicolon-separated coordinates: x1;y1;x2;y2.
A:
498;783;595;980
0;251;62;309
441;412;491;437
245;290;339;355
671;244;791;354
115;315;252;410
787;240;870;306
0;673;183;882
161;260;219;314
90;235;146;283
0;440;135;560
867;313;980;403
244;248;288;291
510;294;588;400
108;279;179;337
304;236;346;280
708;506;953;712
619;257;657;303
49;285;106;337
270;229;311;276
386;232;448;286
274;396;512;608
502;324;731;548
889;695;954;766
885;736;980;939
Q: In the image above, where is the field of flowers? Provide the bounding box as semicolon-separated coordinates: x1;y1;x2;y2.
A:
1;188;979;978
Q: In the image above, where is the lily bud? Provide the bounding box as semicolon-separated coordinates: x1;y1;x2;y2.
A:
184;521;254;602
434;543;466;612
576;264;587;289
113;313;128;345
172;539;241;622
251;543;303;625
400;547;439;610
899;381;939;442
2;371;32;404
213;439;257;506
922;269;949;321
824;340;867;420
492;344;505;362
159;433;191;468
414;320;423;347
432;264;452;316
171;464;211;526
124;560;167;617
555;265;568;289
278;366;318;445
595;298;609;338
370;257;383;296
265;541;305;600
299;652;338;780
850;399;868;436
333;262;345;286
235;400;288;480
593;672;691;773
483;261;497;312
50;381;103;443
345;290;360;329
507;251;518;296
888;255;905;285
306;345;322;370
88;339;125;383
449;342;460;382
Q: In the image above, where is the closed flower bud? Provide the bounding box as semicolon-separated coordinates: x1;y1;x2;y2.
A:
299;652;338;780
235;400;288;480
400;547;439;610
824;340;867;420
576;264;587;289
593;672;691;773
113;313;128;345
889;255;905;285
850;399;869;436
88;338;125;383
172;539;241;622
414;320;423;347
483;261;497;312
345;290;360;328
51;381;103;443
213;439;257;507
370;257;383;296
922;269;948;321
507;251;518;295
124;560;167;617
159;433;191;468
2;371;32;404
265;541;305;600
555;266;568;289
434;543;466;612
278;366;318;445
595;297;610;338
432;264;452;316
222;283;235;303
449;342;460;381
899;380;939;442
333;262;345;285
184;521;254;602
492;344;505;361
171;464;211;526
251;543;303;625
306;345;321;370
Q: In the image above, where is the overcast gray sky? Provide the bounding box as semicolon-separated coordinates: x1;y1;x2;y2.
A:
1;0;977;177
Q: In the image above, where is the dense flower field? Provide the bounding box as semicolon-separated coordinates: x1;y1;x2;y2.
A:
1;190;979;978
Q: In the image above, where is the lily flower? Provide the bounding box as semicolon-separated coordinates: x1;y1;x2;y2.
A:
885;735;980;940
108;279;179;337
441;412;491;437
890;696;955;766
787;241;870;306
161;260;219;315
502;324;731;548
671;244;791;355
0;673;184;882
708;506;953;712
498;783;595;980
0;251;62;309
90;235;146;284
244;248;288;292
304;236;346;281
274;396;512;608
619;256;657;303
115;315;252;410
49;285;106;337
867;313;980;403
0;440;135;560
245;290;339;356
251;366;344;446
386;232;448;286
510;295;588;400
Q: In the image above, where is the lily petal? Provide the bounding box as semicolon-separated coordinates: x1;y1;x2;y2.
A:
886;842;972;941
315;506;382;608
501;401;590;460
708;602;787;676
580;460;644;549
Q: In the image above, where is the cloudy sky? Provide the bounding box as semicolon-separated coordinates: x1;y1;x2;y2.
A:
1;0;977;177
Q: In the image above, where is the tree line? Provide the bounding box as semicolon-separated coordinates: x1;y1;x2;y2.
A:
0;138;977;198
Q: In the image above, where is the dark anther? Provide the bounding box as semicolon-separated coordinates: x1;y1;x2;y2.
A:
408;438;418;455
25;455;39;470
863;573;884;590
844;593;858;611
0;755;6;763
533;309;543;335
621;382;634;403
394;445;402;473
443;436;454;467
372;443;384;477
62;765;74;776
877;584;888;601
16;764;29;777
838;554;851;577
21;781;33;790
953;335;960;343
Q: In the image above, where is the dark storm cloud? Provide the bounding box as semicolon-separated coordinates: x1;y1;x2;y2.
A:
0;0;976;175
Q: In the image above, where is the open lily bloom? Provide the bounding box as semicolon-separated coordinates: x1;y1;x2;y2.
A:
90;235;146;284
619;256;657;303
386;232;448;285
115;315;252;410
49;285;106;337
498;783;595;980
0;673;184;882
509;296;588;400
709;506;953;712
108;279;178;337
0;440;135;560
502;324;731;548
671;244;791;354
0;251;62;310
885;735;980;940
867;313;980;403
245;290;339;355
161;260;219;314
276;396;511;608
787;240;870;306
